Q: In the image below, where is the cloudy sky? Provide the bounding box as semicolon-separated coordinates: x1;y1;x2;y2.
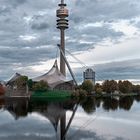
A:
0;0;140;83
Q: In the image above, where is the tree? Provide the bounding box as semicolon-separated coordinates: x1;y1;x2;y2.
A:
119;96;134;110
81;80;94;93
132;85;140;94
81;97;96;114
118;80;133;93
33;80;49;91
27;79;33;90
15;76;28;89
102;80;118;93
95;83;103;94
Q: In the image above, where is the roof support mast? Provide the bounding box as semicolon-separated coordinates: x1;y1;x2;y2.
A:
57;44;78;86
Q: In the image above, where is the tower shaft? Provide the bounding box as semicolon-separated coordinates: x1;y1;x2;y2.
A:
56;1;69;139
60;29;66;76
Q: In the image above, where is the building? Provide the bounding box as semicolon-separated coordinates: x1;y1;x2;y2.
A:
32;60;74;90
6;73;29;96
83;68;95;85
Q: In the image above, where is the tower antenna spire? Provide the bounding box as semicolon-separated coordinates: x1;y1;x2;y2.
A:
61;0;64;4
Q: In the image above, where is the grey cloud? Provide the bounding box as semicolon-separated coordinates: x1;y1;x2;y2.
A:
0;45;57;80
73;59;140;83
0;46;56;65
70;0;140;23
31;15;49;30
94;59;140;81
80;26;124;39
65;25;123;52
0;0;140;80
1;0;27;8
0;6;11;15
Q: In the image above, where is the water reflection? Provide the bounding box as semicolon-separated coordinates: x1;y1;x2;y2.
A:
0;95;140;140
80;97;96;114
79;96;140;113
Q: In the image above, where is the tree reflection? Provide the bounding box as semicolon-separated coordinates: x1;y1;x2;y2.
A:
0;99;5;109
102;97;119;111
81;97;96;114
119;96;134;110
135;95;140;102
95;98;102;108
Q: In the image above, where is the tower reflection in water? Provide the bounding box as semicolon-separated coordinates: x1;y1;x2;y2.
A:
0;97;77;140
0;95;140;140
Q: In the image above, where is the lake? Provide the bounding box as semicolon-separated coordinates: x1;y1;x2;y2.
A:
0;96;140;140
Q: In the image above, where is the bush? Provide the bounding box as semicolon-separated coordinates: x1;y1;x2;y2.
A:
71;89;87;100
96;87;103;94
27;79;33;90
33;80;49;91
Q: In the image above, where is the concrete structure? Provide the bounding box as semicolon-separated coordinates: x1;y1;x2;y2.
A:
56;0;69;76
83;68;95;85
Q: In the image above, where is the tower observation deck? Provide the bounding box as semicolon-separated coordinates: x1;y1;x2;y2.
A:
56;0;69;76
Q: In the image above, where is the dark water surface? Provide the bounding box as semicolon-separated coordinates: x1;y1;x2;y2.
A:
0;96;140;140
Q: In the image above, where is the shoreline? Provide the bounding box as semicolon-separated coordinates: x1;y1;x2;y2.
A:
0;93;139;99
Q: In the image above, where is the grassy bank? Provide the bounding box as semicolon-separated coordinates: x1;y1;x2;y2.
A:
31;90;71;99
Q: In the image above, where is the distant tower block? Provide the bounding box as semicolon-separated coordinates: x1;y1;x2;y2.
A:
84;68;95;85
56;0;69;76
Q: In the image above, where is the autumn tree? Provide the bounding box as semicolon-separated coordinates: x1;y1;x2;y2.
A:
102;80;118;93
132;85;140;94
95;83;103;94
15;76;28;89
118;80;133;93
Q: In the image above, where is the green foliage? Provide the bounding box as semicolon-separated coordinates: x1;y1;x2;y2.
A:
81;80;94;93
27;79;33;90
33;80;49;91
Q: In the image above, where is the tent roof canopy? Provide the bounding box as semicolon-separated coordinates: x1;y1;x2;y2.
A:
32;60;71;88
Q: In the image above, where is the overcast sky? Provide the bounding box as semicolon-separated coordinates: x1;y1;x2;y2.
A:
0;0;140;83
